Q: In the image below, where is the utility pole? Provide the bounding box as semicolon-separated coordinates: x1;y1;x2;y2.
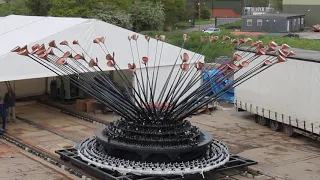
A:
198;0;201;31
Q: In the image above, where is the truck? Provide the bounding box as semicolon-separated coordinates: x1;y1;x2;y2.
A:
234;47;320;140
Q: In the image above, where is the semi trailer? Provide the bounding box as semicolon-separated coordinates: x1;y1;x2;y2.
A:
234;47;320;140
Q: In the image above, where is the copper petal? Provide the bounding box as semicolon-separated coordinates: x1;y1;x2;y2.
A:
183;34;190;41
232;53;242;61
269;41;278;47
31;44;40;51
89;59;97;67
57;58;67;65
93;38;100;44
257;48;266;55
159;35;166;41
266;46;276;52
258;43;264;48
17;49;29;56
21;45;27;50
223;36;230;41
60;40;68;46
183;53;189;62
196;62;205;70
200;36;207;41
181;63;189;71
74;54;84;60
238;39;245;44
73;40;79;45
11;46;21;52
145;35;150;42
277;55;287;63
107;60;116;67
264;60;274;66
142;56;148;64
106;54;113;61
132;34;138;40
39;53;48;60
46;47;54;55
63;51;71;58
49;40;57;48
227;63;239;70
278;49;287;57
281;43;290;49
99;37;105;43
231;39;238;44
244;38;252;43
34;49;46;56
281;48;289;54
128;63;136;72
240;61;249;67
287;50;296;57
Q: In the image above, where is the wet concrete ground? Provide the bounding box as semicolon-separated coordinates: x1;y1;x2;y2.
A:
0;139;77;180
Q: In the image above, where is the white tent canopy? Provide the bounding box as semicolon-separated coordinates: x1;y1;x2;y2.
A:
0;15;203;82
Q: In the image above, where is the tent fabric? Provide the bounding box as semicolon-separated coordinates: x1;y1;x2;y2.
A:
203;69;234;103
0;15;202;82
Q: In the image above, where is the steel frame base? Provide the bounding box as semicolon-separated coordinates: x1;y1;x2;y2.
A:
56;148;257;180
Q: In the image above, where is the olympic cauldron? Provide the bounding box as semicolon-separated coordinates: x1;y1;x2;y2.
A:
12;34;294;176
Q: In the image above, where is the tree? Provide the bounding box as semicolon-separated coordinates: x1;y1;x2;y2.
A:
149;0;185;29
200;9;210;20
48;0;90;17
90;4;132;29
271;0;283;11
25;0;50;16
163;0;186;27
130;0;165;32
0;0;30;16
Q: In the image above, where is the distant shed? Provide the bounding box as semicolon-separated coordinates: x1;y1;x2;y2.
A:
241;13;305;33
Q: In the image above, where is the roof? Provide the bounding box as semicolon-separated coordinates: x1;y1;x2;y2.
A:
243;13;305;19
0;15;201;81
236;46;320;62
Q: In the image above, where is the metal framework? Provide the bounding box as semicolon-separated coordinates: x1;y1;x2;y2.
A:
12;33;295;177
56;147;257;180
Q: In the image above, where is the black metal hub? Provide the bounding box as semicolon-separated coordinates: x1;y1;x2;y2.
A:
97;118;212;163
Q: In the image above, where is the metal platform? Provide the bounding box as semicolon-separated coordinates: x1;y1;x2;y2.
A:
56;148;257;180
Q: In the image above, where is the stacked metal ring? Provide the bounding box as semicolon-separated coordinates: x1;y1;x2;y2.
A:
77;136;230;176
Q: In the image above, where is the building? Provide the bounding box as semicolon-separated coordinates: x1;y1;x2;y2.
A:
185;0;273;18
283;0;319;27
241;14;305;33
0;15;202;99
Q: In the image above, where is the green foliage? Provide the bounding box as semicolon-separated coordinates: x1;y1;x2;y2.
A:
48;0;90;17
90;4;132;29
141;21;320;62
131;0;165;32
200;9;211;20
0;0;30;16
25;0;50;16
152;0;185;29
271;0;283;11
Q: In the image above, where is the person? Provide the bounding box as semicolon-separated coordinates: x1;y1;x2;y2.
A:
4;88;16;123
0;97;8;133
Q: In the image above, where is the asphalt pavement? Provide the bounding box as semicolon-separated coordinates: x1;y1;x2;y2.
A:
184;18;241;33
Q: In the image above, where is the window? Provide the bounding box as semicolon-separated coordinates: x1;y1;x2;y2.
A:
301;18;304;24
298;18;300;25
247;19;252;26
257;19;263;26
293;19;296;26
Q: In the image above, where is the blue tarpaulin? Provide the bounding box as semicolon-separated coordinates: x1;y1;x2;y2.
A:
203;69;234;103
